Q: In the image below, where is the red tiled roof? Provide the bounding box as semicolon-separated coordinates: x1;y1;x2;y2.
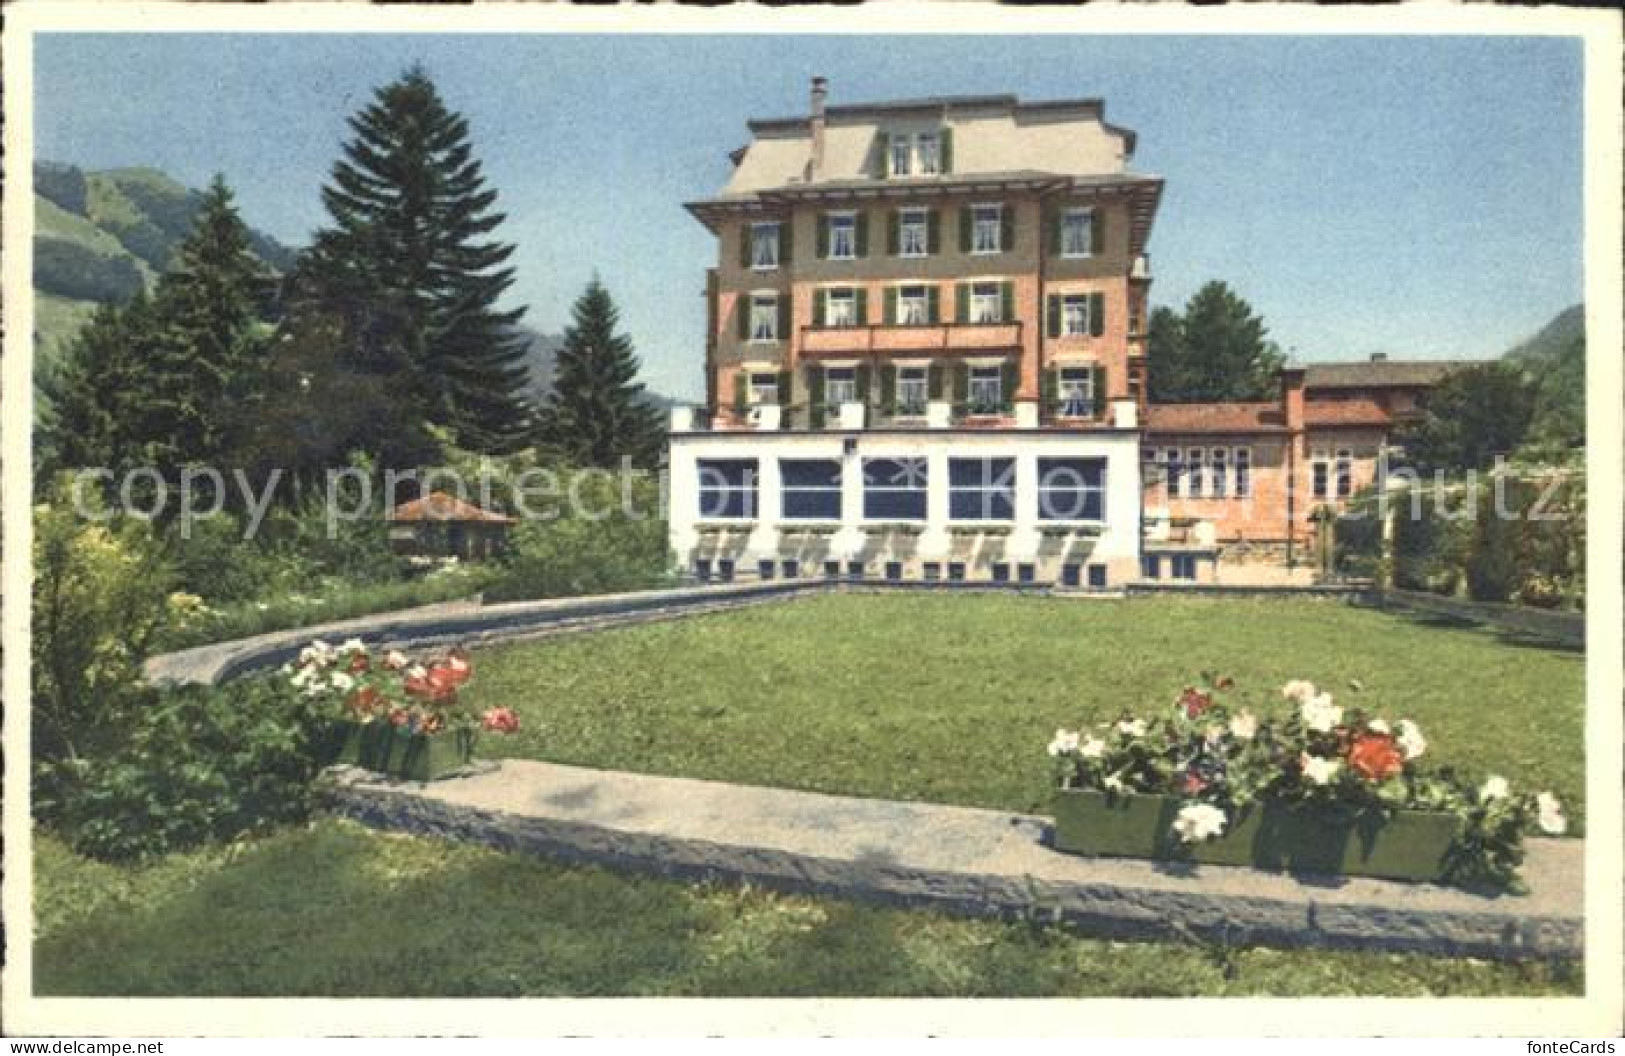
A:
1143;402;1288;435
1304;397;1392;428
389;491;516;525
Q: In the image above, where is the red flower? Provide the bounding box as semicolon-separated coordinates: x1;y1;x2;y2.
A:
387;707;410;727
405;665;462;703
1347;732;1404;782
481;707;521;734
346;685;382;717
1180;770;1207;795
348;652;370;674
1179;687;1214;719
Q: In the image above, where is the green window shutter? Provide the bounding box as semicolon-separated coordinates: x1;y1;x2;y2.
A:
1049;206;1063;256
855;211;870;257
940;128;954;173
886;210;900;256
814;288;828;328
777;370;792;407
1046;294;1061;339
926;284;941;324
1089;292;1105;337
927;209;941;254
736;296;750;339
884;286;899;326
780;221;793;265
951;363;969;405
1000;206;1015;252
955;281;970;324
1000;360;1019;411
880;365;897;414
816;215;829;259
809;367;826;416
999;281;1014;324
1091;208;1106;256
733;369;748;415
1040;368;1058;410
879;133;892;178
777;296;791;340
1092;366;1107;418
855;364;871;401
928;363;945;399
855;287;869;325
959;206;973;253
740;224;752;269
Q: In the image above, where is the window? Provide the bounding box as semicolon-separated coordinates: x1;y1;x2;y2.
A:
697;459;757;519
890;135;912;177
694;558;712;582
1142;554;1162;579
780;459;842;520
885;561;903;580
1087;564;1107;589
825;287;857;327
828;213;856;259
758;559;776;580
1061;294;1090;337
1234;448;1252;498
923;561;941;581
1163;448;1183;495
1336;449;1353;498
748;372;779;405
823;560;841;579
895;366;929;416
899;209;929;258
1037;457;1106;522
824;366;857;407
1061;208;1093;258
947;562;966;582
970;282;1001;323
1184;448;1207;498
1209;448;1229;498
992;563;1010;583
917;133;940;175
1058;367;1093;417
750;222;780;269
949;457;1016;521
749;295;779;342
717;559;736;582
846;561;865;579
863;457;928;521
898;284;929;325
972;205;1002;254
1311;450;1330;499
1017;563;1036;584
781;559;800;578
1171;554;1198;581
967;365;1003;414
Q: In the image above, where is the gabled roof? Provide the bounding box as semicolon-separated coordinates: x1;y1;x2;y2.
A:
1304;360;1483;391
389;491;516;525
1143;402;1288;435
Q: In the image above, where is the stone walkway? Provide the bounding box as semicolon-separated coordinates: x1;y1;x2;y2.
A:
328;759;1582;960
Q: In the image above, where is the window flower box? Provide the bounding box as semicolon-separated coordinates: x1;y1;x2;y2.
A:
784;522;841;536
865;522;924;536
697;520;756;533
1052;788;1459;883
338;720;478;783
949;524;1012;536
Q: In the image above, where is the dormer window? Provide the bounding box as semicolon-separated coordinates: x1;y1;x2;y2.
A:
917;133;940;175
884;129;951;178
890;135;913;177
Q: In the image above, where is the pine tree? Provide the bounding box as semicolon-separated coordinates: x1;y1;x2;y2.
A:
1148;281;1285;403
307;66;533;453
535;278;665;468
43;294;162;477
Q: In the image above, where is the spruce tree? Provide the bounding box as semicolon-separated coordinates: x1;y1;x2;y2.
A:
42;297;154;476
535;278;665;468
307;66;532;453
1148;281;1285;403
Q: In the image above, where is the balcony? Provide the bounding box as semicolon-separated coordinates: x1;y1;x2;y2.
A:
674;397;1139;433
798;321;1024;358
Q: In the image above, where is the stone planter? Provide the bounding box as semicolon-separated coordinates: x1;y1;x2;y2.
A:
1051;788;1460;883
338;720;477;782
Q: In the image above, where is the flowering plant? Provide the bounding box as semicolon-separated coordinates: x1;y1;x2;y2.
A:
1047;673;1567;890
284;638;519;740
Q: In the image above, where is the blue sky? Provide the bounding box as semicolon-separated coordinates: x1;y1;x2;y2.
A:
35;33;1583;399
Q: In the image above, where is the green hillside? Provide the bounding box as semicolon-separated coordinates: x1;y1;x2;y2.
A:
1503;304;1584;450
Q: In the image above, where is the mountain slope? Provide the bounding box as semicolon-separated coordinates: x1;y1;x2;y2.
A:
1502;304;1584;448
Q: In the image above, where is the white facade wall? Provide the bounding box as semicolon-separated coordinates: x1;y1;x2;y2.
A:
668;429;1143;585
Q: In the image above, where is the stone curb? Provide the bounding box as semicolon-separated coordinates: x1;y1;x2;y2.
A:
326;760;1582;961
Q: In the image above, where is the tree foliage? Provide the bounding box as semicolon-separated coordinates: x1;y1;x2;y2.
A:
1146;281;1286;403
1391;362;1537;475
534;278;665;468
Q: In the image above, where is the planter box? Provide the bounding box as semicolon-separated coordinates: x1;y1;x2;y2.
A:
1052;788;1460;883
337;720;477;782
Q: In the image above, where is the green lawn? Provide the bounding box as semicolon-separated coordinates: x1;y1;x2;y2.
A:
465;593;1586;824
34;820;1581;998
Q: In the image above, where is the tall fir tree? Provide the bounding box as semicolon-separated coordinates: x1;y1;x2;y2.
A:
1147;281;1285;403
43;296;158;477
306;66;533;453
535;278;665;468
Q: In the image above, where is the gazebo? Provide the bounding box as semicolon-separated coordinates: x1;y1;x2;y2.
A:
387;491;517;560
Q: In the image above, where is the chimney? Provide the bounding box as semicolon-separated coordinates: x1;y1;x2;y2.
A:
1281;367;1306;433
1370;352;1388;362
808;76;829;180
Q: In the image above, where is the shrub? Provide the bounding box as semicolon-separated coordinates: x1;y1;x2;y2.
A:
1465;484;1522;603
1390;487;1473;595
35;677;337;862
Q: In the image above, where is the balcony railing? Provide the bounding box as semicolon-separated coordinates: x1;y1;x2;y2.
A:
798;321;1024;357
673;397;1132;433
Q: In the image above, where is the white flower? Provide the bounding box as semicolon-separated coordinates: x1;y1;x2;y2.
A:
1480;775;1510;801
289;666;315;688
1228;711;1258;740
1102;774;1126;793
1116;718;1148;738
1079;736;1107;760
1536;792;1568;835
340;637;367;654
1300;692;1342;734
1047;729;1081;757
1366;718;1391;735
407;664;428;680
1301;754;1341;786
1397;720;1427;761
329;671;355;693
1281;680;1318;703
384;649;409;670
1172;803;1228;844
